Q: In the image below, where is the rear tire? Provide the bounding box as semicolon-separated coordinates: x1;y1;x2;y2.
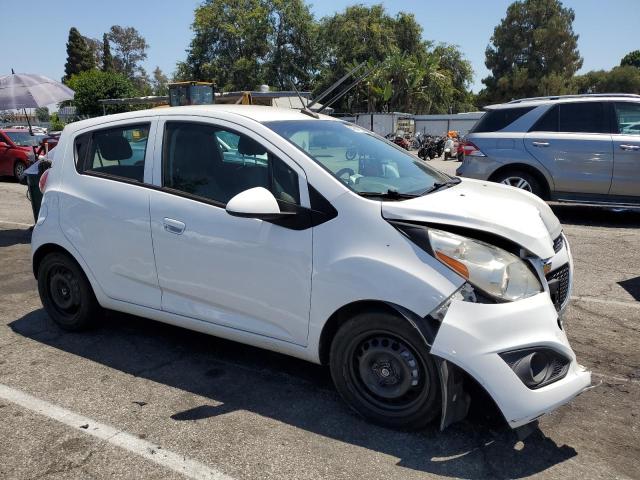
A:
37;252;102;331
329;311;440;430
493;169;543;197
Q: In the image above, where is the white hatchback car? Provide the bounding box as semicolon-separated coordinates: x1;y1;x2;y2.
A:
32;105;591;432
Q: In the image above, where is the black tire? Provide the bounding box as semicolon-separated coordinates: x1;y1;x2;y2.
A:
37;252;102;331
14;161;26;180
492;169;543;197
330;311;440;430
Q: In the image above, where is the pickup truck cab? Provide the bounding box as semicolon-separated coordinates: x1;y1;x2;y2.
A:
31;105;591;432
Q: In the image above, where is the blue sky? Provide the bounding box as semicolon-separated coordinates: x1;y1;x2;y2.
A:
2;0;638;92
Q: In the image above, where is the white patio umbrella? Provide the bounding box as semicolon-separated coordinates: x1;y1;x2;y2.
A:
0;69;74;134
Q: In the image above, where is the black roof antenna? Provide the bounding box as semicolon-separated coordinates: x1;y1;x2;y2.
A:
290;80;319;119
307;62;366;110
316;63;378;114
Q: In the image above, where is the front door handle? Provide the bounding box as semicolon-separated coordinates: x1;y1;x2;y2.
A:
532;141;550;147
163;218;186;235
619;144;640;151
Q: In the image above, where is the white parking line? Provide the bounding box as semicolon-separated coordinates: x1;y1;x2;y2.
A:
0;219;33;228
0;384;234;480
571;295;640;309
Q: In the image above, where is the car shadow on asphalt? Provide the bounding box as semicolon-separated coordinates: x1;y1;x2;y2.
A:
618;277;640;302
551;204;640;228
10;309;577;479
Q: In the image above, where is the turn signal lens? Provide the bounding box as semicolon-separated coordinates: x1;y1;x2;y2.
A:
435;251;470;279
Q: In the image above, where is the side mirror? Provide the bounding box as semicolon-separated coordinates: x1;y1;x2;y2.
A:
226;187;290;220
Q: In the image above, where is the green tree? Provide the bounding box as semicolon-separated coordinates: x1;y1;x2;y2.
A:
316;5;473;113
573;66;640;94
177;0;272;90
108;25;149;79
481;0;582;103
35;106;50;122
265;0;319;90
621;50;640;68
49;112;65;131
84;36;103;69
151;67;169;95
64;27;95;81
432;44;474;112
66;70;136;116
102;33;114;72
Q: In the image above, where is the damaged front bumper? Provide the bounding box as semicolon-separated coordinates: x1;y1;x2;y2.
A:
431;291;592;429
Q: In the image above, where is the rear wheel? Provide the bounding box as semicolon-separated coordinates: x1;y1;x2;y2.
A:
37;252;102;331
330;311;440;430
493;169;543;197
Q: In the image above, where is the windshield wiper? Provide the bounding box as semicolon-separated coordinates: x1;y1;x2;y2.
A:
418;177;461;195
357;189;419;200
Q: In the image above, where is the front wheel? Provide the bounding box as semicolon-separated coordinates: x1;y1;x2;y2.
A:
330;311;440;430
14;161;26;180
37;252;102;331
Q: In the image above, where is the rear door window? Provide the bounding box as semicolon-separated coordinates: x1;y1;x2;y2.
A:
78;124;150;182
559;102;608;134
530;103;609;134
471;107;535;133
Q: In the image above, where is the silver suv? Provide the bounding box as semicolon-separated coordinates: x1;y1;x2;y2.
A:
457;94;640;207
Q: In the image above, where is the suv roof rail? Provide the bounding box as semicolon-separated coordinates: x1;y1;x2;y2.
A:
507;93;640;104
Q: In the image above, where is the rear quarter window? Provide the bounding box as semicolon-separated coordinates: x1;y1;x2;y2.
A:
471;107;535;133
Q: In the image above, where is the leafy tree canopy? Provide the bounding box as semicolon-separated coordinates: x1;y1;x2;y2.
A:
64;27;95;82
621;50;640;68
481;0;582;103
66;70;137;116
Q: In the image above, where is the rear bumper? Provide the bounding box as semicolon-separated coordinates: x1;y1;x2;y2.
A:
455;155;500;179
431;292;591;428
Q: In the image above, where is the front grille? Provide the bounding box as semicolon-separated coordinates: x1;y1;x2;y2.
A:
553;234;564;253
546;263;570;311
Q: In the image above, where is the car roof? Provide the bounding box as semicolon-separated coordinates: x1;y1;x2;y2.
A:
485;94;640;110
64;105;339;133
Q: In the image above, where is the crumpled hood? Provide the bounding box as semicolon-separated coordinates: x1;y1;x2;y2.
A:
382;178;562;259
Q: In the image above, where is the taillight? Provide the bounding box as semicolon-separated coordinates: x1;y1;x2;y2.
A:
462;141;486;157
39;169;50;193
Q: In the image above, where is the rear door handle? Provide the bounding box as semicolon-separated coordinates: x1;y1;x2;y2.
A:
532;141;550;147
163;218;186;235
619;144;640;151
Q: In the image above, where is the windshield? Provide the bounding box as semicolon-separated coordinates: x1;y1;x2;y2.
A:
4;131;44;147
264;120;449;197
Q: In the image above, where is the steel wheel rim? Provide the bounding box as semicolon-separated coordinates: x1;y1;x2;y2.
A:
501;176;532;192
47;265;81;316
348;331;430;411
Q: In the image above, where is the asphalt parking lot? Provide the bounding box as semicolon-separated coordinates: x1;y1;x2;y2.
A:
0;172;639;480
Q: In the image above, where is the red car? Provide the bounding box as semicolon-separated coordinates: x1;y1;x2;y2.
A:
0;129;40;179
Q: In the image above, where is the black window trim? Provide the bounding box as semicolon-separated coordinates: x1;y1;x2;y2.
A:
75;121;152;183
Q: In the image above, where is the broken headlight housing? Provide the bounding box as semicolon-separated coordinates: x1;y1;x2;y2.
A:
427;229;542;302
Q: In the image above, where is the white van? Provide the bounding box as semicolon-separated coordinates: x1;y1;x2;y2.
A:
31;105;591;432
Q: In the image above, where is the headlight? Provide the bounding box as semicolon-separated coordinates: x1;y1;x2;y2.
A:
428;229;542;301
